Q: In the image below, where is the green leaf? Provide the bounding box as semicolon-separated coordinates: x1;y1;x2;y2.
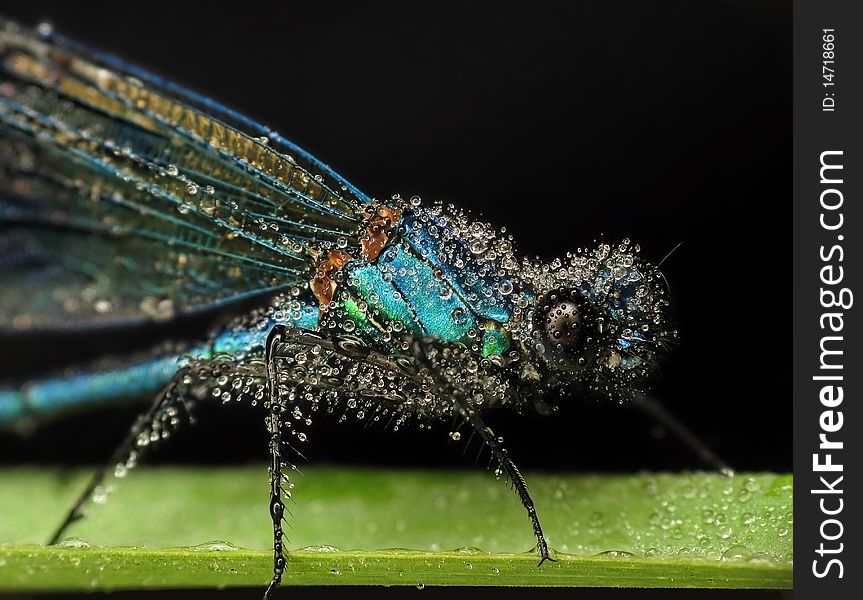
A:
0;467;791;591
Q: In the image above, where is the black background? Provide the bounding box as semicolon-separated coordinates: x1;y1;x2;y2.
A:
0;1;791;473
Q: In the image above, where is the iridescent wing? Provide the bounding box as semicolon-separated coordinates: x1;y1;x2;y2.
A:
0;18;369;331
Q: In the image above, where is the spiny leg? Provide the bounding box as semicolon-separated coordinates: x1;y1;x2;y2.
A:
630;391;733;476
264;325;287;600
462;406;553;564
48;366;193;545
409;338;553;565
253;326;469;595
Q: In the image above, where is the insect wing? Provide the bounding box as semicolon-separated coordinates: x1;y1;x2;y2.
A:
0;18;369;331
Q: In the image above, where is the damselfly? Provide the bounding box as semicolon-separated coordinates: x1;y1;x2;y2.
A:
0;17;727;598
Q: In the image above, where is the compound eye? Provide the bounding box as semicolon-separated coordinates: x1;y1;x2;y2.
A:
534;288;597;372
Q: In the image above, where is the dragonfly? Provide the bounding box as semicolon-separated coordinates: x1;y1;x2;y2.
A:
0;17;728;598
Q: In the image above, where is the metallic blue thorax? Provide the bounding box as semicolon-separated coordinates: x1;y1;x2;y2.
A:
339;209;516;357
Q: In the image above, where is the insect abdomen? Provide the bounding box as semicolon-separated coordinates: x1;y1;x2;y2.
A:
0;351;202;428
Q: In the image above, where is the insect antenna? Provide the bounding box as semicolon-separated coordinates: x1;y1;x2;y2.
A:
657;240;685;267
656;240;685;293
629;391;733;476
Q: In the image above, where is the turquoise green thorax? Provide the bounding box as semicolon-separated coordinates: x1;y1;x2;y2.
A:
342;240;512;357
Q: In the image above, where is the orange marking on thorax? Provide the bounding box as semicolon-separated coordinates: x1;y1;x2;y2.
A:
310;250;354;309
360;205;402;262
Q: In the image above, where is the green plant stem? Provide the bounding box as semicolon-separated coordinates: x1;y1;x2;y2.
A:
0;467;792;591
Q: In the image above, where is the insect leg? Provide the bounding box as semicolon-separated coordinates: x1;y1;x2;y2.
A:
47;366;194;545
630;391;733;475
463;407;553;564
264;325;288;600
260;326;322;598
409;338;553;565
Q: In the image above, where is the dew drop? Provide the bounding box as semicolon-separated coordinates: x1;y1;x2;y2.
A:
721;545;751;561
469;239;487;254
191;541;239;552
36;21;54;37
57;537;90;549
